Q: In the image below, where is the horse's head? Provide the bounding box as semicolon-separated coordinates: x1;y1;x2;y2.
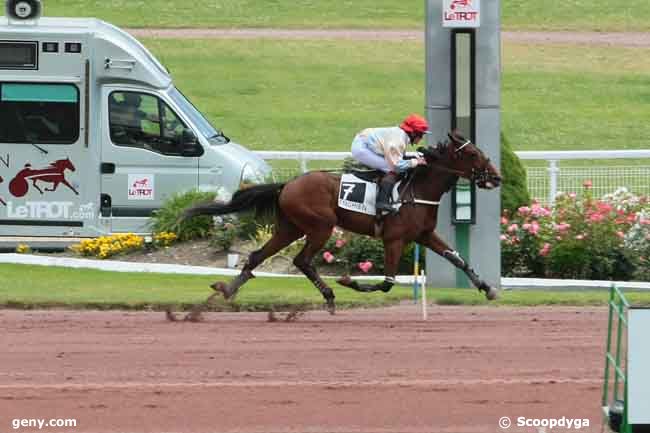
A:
433;130;501;189
55;158;76;172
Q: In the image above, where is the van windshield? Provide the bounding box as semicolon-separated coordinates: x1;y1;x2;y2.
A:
168;87;229;144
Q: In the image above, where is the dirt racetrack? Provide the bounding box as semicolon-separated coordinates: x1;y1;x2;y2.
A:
1;305;607;433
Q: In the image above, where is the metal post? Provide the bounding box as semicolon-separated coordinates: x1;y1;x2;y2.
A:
421;270;427;320
413;243;420;302
455;224;470;288
614;295;625;402
602;285;615;407
299;155;308;173
548;160;559;204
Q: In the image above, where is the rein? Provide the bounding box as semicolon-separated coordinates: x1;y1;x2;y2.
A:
395;167;442;208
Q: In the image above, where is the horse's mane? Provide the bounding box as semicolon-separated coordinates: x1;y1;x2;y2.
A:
412;141;458;192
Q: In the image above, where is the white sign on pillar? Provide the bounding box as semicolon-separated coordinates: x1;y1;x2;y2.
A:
442;0;481;28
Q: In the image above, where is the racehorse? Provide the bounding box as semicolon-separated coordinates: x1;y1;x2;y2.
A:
183;130;502;317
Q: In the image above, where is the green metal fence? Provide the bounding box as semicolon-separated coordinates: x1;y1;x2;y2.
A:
602;285;631;433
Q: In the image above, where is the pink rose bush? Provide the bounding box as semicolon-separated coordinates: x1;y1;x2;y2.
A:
502;185;650;280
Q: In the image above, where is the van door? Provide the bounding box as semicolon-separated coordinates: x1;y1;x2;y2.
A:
0;81;91;236
100;87;202;233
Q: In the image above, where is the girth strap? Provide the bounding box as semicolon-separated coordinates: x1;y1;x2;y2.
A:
411;199;440;206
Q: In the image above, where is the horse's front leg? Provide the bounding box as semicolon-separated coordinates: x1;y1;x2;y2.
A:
336;239;404;293
61;179;79;195
417;231;498;300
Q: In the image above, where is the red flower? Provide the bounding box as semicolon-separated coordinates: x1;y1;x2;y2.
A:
358;261;373;273
323;251;335;263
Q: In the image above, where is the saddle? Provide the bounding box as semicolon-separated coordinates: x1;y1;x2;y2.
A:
341;157;403;184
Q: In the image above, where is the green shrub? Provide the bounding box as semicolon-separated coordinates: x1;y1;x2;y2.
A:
317;229;423;275
500;133;531;214
247;224;306;257
150;190;217;241
339;235;386;273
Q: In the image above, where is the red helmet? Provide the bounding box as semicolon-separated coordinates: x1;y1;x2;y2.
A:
400;114;429;135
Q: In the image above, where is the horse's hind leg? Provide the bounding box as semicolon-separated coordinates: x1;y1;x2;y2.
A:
211;220;303;299
32;179;44;194
182;221;304;321
292;231;336;314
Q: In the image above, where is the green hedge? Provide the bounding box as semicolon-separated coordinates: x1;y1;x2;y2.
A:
500;133;531;213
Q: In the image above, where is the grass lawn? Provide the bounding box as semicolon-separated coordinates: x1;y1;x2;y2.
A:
502;43;650;153
44;0;650;32
0;264;412;310
141;38;650;156
1;264;650;310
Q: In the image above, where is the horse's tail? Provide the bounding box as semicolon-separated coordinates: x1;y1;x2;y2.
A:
184;183;285;219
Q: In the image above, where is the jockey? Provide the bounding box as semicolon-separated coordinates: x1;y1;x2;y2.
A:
350;114;429;213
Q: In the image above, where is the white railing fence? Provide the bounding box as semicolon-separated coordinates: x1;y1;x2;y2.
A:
255;150;650;204
517;150;650;204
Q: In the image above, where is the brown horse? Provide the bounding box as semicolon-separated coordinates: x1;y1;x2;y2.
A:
184;130;502;315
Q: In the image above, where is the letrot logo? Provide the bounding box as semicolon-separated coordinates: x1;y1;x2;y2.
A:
128;174;155;200
5;201;95;219
443;0;480;27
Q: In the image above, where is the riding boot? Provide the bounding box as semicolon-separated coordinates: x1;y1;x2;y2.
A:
376;172;398;214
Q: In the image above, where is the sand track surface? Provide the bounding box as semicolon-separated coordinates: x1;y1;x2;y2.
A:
127;28;650;47
1;306;607;432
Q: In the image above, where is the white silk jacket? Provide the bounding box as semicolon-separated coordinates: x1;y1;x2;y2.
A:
354;126;416;172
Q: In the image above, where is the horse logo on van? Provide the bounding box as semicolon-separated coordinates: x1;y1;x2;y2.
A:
132;178;149;189
9;158;79;198
450;0;471;9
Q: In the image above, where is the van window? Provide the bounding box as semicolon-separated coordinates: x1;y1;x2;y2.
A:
109;91;192;156
0;83;80;144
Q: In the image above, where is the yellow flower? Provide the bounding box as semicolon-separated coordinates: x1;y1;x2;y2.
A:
16;244;31;254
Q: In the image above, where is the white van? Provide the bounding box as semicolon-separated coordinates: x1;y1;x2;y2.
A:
0;0;270;238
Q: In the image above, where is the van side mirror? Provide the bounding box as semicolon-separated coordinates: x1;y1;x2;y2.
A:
181;129;203;157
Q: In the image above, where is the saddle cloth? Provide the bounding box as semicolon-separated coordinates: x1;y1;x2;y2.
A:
337;173;400;216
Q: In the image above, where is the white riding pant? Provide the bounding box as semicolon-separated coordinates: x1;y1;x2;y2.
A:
351;137;391;173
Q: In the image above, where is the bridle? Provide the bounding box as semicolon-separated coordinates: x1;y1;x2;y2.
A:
451;139;494;185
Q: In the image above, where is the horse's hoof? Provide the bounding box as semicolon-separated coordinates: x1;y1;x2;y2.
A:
326;300;336;315
165;309;179;322
211;281;231;299
184;310;204;322
477;282;498;301
337;276;360;291
336;275;353;287
484;287;499;301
